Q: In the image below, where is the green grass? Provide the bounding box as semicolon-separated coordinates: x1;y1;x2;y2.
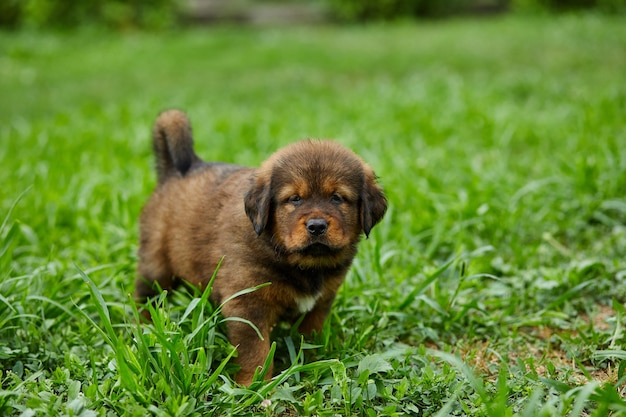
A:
1;14;626;416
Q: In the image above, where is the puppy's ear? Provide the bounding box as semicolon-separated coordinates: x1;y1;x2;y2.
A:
244;176;272;236
360;168;387;238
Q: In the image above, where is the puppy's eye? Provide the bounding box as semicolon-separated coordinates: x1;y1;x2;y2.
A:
288;195;302;205
330;194;344;204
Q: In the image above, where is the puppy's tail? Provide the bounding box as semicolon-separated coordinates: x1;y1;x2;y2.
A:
152;109;202;184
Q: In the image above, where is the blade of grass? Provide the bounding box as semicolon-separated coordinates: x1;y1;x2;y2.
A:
399;257;456;310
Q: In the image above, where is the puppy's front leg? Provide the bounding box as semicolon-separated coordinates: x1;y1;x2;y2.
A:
223;305;274;385
298;295;335;336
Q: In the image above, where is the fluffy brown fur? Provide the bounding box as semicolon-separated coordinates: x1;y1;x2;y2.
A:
136;109;387;385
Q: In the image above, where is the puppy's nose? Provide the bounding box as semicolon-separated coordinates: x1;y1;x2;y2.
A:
306;218;328;236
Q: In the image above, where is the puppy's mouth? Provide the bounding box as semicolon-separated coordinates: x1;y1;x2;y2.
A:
298;242;341;257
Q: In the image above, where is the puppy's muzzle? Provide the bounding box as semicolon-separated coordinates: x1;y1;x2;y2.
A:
306;218;328;236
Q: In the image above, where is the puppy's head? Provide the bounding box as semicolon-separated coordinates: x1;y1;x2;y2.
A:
244;140;387;268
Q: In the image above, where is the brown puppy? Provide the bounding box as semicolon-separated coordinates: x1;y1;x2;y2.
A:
136;109;387;385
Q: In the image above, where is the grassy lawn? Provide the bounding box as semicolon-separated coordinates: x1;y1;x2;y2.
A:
1;14;626;416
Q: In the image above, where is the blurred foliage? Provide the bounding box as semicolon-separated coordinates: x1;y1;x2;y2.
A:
511;0;626;13
0;0;624;29
0;0;180;30
327;0;625;20
327;0;504;20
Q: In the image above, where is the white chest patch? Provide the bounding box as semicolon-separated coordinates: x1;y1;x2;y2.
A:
294;292;322;314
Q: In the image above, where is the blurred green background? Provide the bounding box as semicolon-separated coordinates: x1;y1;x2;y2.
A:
1;0;625;30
